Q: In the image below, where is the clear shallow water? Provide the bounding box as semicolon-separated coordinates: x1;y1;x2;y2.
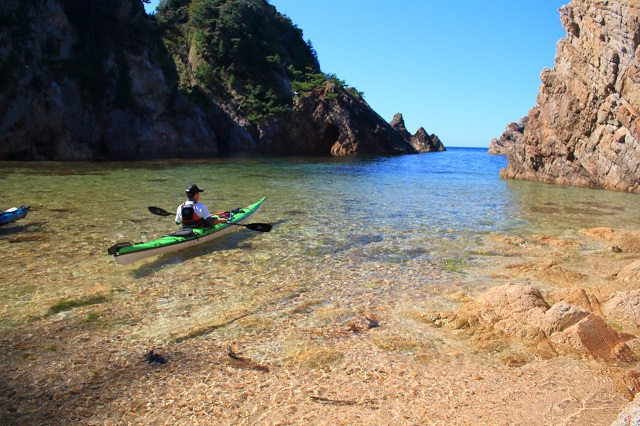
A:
1;148;639;331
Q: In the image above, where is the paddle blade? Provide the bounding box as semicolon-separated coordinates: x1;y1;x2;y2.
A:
240;222;272;232
148;206;172;217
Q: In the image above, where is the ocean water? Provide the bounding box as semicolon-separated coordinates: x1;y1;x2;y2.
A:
1;148;639;332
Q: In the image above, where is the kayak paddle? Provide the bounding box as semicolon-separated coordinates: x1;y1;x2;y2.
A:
147;206;272;232
148;206;172;216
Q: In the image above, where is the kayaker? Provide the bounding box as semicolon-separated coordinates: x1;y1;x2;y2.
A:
176;184;227;228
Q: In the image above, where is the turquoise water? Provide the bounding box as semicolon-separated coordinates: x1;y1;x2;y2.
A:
1;148;639;329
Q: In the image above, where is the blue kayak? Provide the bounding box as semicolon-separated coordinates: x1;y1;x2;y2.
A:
0;205;30;226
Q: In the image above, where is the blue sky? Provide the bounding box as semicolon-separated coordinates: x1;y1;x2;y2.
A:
145;0;567;147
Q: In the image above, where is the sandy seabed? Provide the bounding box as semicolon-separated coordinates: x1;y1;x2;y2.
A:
1;221;639;425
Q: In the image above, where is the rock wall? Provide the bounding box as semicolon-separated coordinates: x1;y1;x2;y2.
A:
0;0;244;160
501;0;640;193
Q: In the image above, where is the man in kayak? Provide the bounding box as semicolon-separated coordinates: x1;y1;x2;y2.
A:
176;184;227;228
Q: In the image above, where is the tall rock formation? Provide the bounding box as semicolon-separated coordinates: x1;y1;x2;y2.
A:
390;113;445;153
0;0;243;160
501;0;640;193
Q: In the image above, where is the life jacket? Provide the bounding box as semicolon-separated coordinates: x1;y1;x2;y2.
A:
180;202;206;228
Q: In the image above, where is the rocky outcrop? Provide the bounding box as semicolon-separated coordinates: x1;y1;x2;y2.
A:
0;0;242;160
578;227;640;253
411;128;445;153
500;0;640;193
488;117;527;155
428;284;639;364
603;290;640;332
429;228;640;419
390;113;445;153
258;84;416;155
0;0;420;160
389;113;412;141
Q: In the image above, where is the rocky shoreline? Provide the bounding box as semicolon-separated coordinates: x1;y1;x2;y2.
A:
439;227;640;368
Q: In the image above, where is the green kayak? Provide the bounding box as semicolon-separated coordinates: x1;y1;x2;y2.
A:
109;197;266;265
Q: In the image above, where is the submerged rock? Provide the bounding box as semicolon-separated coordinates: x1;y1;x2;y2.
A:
579;228;640;253
540;302;590;335
551;313;638;363
617;261;640;282
439;284;639;364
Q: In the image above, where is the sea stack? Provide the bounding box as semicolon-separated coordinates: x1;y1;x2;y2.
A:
390;113;446;153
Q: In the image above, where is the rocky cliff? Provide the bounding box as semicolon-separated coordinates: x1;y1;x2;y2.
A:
0;0;230;160
0;0;420;160
500;0;640;193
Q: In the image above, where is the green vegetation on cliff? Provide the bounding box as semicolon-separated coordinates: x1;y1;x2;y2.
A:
0;0;378;160
2;0;361;122
155;0;356;121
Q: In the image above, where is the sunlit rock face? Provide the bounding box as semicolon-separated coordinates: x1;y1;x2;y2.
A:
257;85;417;156
501;0;640;193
